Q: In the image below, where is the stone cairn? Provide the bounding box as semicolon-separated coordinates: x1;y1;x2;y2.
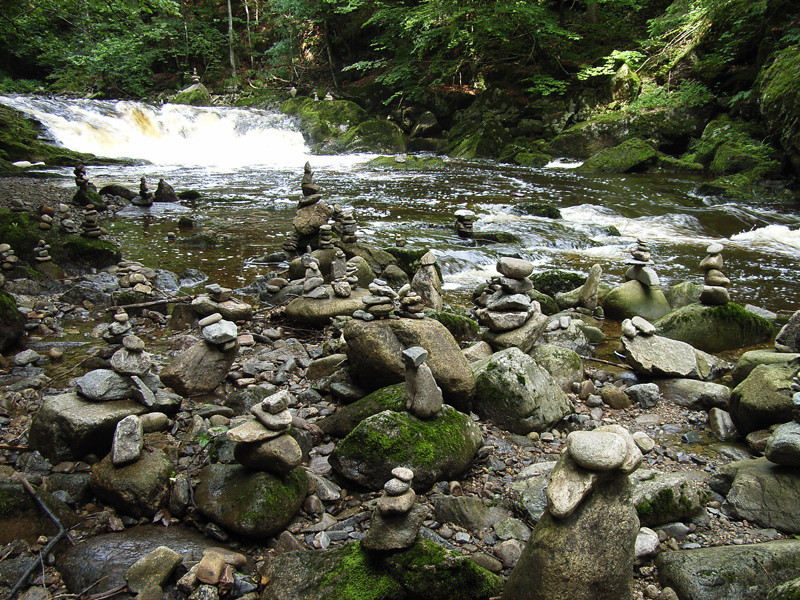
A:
74;163;93;193
620;314;656;340
410;251;443;311
199;311;239;353
331;250;352;298
37;205;55;231
624;238;659;287
455;209;475;239
300;161;320;203
104;308;133;344
318;224;334;249
282;231;300;255
0;244;20;271
361;467;427;552
226;390;302;474
474;257;538;333
698;242;731;305
354;278;398;321
397;284;425;319
301;254;331;299
80;209;103;238
117;261;157;296
282;162;333;256
57;203;79;233
9;198;25;212
332;204;358;243
132;176;154;207
33;239;52;263
403;347;442;419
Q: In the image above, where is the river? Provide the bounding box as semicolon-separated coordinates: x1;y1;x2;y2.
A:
2;94;799;314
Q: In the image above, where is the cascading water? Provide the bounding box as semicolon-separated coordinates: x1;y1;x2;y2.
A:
2;94;800;312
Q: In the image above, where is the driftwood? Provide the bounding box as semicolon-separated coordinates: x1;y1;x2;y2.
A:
582;356;629;370
5;475;74;600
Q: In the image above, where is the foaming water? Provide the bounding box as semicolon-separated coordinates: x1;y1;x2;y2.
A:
731;224;800;252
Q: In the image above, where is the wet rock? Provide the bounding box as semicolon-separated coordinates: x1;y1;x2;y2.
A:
90;449;172;518
125;546;183;593
528;344;584;393
160;340;238;397
629;469;706;527
621;333;723;380
765;421;800;466
655;379;731;411
432;496;511;531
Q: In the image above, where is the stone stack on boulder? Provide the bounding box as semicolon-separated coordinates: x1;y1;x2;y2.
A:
475;257;546;352
291;162;333;251
455;209;475;239
332;204;358;243
57;203;79;233
318;224;334;249
362;468;427;551
117;262;157;296
191;283;253;322
698;242;731;305
354;278;398;321
111;414;145;466
33;240;53;263
301;254;331;299
403;347;443;419
330;250;352;297
503;425;643;600
131;176;154;207
397;285;425;319
0;244;19;271
282;231;300;255
104;309;133;344
228;390;302;474
625;238;660;287
410;251;443;311
200;312;239;352
80;209;103;238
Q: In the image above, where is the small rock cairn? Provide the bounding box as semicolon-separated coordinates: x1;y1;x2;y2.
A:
0;244;20;271
57;203;79;233
331;250;353;298
9;198;25;212
117;261;157;296
33;239;52;263
104;308;132;343
455;209;475;239
332;204;358;243
410;251;443;311
354;278;398;321
397;284;425;319
698;242;731;305
74;163;92;193
624;238;659;287
362;467;427;552
318;224;334;249
403;347;442;419
132;176;153;207
37;205;55;231
301;254;330;299
475;257;538;333
199;311;239;353
226;390;302;474
620;315;656;339
80;209;103;238
300;161;321;204
282;231;300;255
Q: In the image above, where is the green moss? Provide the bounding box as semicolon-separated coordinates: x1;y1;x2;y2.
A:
424;310;479;342
578;138;657;173
511;201;562;219
367;155;447;169
529;270;586;297
514;152;551;168
319;543;404;600
516;373;527;385
339;119;406;154
171;84;211;106
281;97;368;148
636;488;676;521
383;246;429;278
706;302;773;339
239;467;307;526
656;154;704;174
474;231;521;244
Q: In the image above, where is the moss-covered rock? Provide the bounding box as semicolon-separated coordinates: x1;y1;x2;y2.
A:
528;344;584;393
630;469;707;527
473;230;521;244
330;407;482;491
338;119;406;154
655;302;773;353
729;362;797;435
757;45;800;176
382;246;430;279
422;309;480;343
767;575;800;600
602;280;671;322
447;117;512;159
282;97;368;151
90;449;172;519
578;138;657;173
367;155;447;169
0;291;25;352
318;384;407;438
513;152;551;167
511;201;561;219
529;270;586;297
655;154;704;174
170;83;212;106
194;463;307;538
261;540;503;600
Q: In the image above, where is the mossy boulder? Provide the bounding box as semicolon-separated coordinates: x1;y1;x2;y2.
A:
318;384;407;438
757;45;800;176
383;246;430;279
654;302;773;353
339;119;406;154
472;347;574;435
767;575;800;600
90;449;172;519
664;281;703;309
513;152;551;167
656;154;704;174
729;362;797;434
0;291;25;352
731;349;800;384
602;280;671;322
330;407;482;491
334;240;399;278
285;288;371;326
261;540;503;600
630;469;707;527
529;270;585;297
578;138;657;173
447;116;512;159
511;201;561;219
528;344;584;393
422;309;480;343
170;83;212;106
282;97;368;151
367;155;447;169
194;463;307;538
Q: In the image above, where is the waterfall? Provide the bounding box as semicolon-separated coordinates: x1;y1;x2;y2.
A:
0;95;310;168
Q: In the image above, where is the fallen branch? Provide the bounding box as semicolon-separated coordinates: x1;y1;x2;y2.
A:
85;584;127;600
5;475;74;600
0;444;29;451
582;356;629;370
106;297;174;311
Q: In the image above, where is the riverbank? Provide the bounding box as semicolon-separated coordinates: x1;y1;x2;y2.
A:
3;171;800;600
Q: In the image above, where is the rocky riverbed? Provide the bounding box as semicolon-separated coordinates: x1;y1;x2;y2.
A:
2;174;800;600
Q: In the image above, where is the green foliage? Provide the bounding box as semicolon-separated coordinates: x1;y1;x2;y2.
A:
627;79;714;110
520;74;569;97
577;50;645;81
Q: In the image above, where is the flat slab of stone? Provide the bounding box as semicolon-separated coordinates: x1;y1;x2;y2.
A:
621;334;720;380
29;393;147;462
656;540;800;600
482;313;548;354
655;379;731;411
285;288;371;325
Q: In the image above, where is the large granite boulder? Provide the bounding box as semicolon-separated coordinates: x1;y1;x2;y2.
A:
729;362;796;434
502;475;638;600
28;393;147;462
344;317;475;409
655;378;731;411
654;303;773;353
90;449;172;518
528;344;584;392
657;540;800;600
194;464;307;538
472;348;573;434
621;333;725;380
602;280;671;322
261;540;502;600
329;407;482;491
160;340;238;397
712;458;800;534
629;469;708;527
285;288;370;325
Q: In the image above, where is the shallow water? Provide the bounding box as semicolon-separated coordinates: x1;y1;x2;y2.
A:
3;94;800;314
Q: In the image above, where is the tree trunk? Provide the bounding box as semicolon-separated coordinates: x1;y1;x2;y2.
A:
243;0;252;66
587;0;598;24
227;0;236;81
